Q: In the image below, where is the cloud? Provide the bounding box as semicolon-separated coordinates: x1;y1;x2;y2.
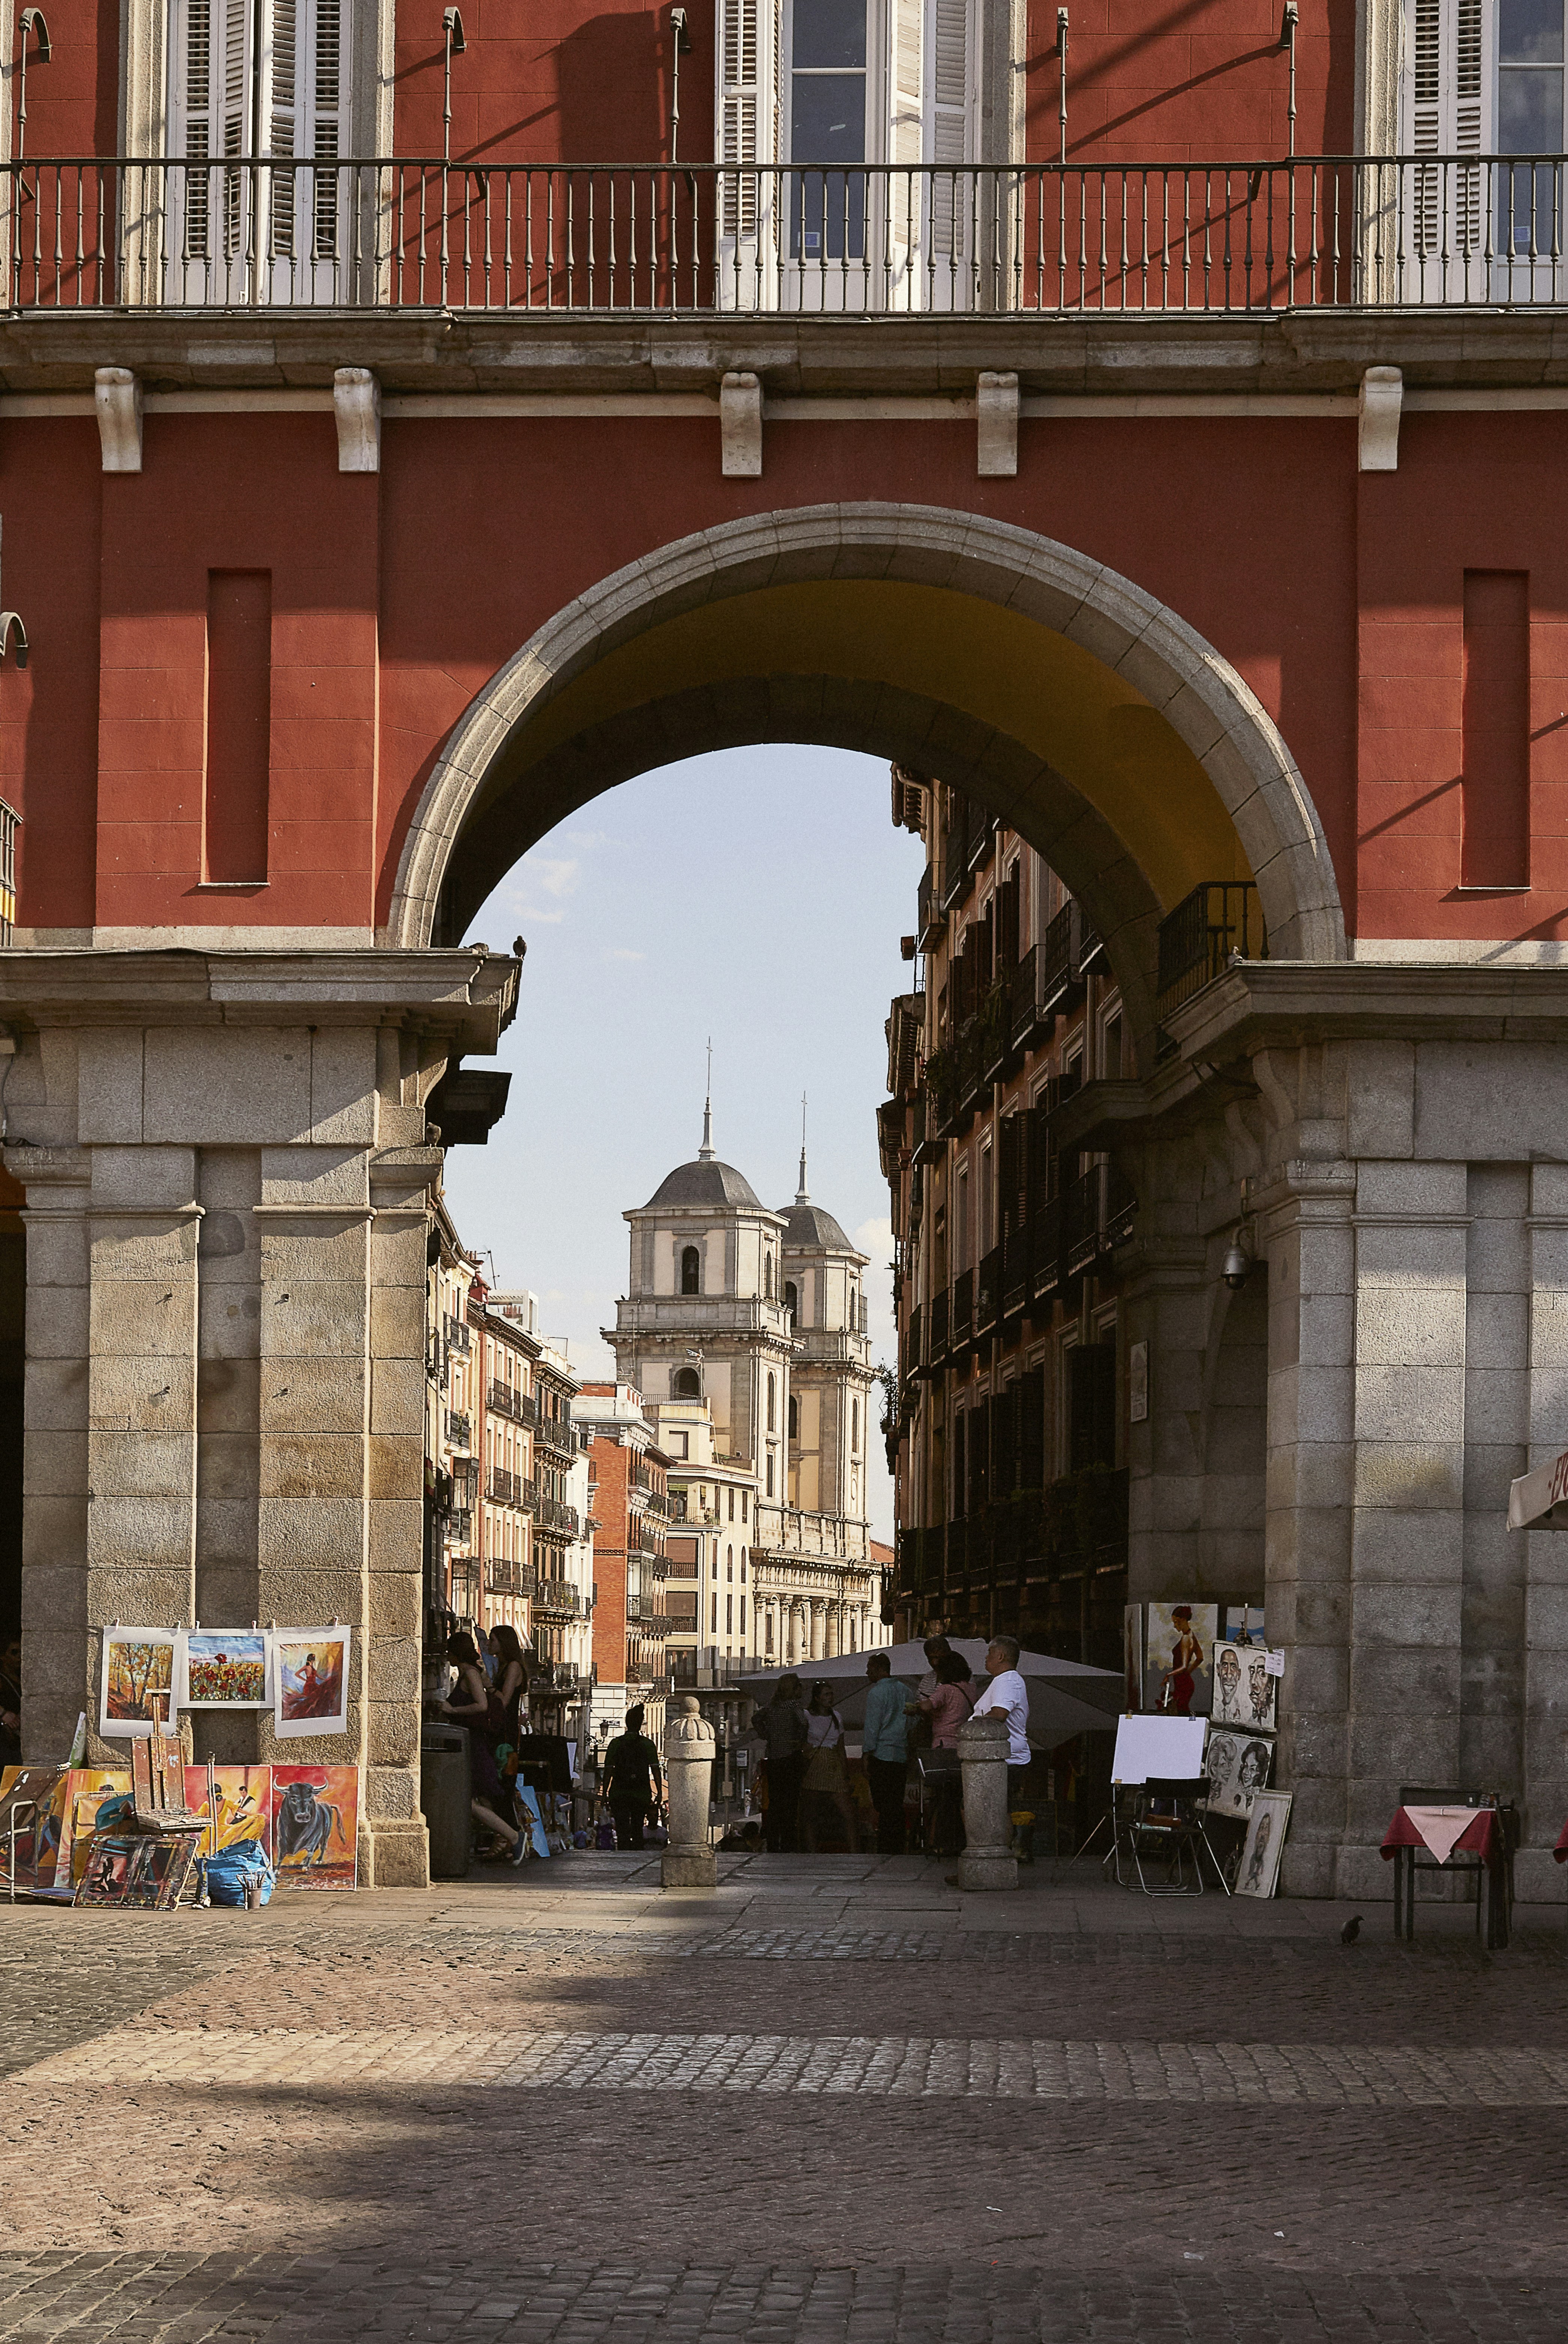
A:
609;948;647;963
853;1215;895;1264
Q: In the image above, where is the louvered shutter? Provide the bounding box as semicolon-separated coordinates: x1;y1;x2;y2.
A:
717;0;778;242
171;0;347;273
890;0;923;273
1405;0;1489;268
930;0;969;258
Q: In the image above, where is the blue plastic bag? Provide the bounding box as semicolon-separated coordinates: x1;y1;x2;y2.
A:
203;1839;275;1906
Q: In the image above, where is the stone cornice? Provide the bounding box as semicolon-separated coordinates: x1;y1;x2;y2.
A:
0;947;518;1048
8;308;1568;398
1171;958;1568;1062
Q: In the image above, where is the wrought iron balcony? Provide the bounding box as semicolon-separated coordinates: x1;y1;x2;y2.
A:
444;1409;472;1451
487;1467;524;1506
534;1412;578;1462
975;1245;1002;1337
12;155;1568;316
1156;881;1267;1025
533;1577;582;1616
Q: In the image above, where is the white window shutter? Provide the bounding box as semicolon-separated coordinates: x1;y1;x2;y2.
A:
1405;0;1490;257
890;0;922;259
929;0;971;257
170;0;348;261
716;0;777;240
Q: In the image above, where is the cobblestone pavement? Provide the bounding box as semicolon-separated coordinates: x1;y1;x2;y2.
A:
2;1858;1567;2340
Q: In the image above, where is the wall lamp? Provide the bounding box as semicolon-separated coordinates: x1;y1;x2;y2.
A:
1222;1180;1256;1289
442;7;465;164
15;9;51;168
1056;9;1068;165
1280;0;1299;156
670;7;693;163
0;523;28;669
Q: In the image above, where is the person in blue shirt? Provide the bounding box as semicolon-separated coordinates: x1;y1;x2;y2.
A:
861;1652;912;1855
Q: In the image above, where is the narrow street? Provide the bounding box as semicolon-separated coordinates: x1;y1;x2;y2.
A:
1;1863;1564;2341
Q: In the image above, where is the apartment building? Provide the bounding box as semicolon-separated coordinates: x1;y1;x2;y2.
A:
576;1385;671;1748
650;1396;758;1691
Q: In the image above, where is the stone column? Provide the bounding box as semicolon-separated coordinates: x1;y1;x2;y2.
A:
662;1694;716;1888
956;1709;1016;1890
1523;1164;1568;1887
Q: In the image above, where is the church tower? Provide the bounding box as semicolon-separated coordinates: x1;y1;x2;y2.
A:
778;1137;875;1536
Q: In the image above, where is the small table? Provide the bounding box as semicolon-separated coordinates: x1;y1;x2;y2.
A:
1381;1805;1513;1948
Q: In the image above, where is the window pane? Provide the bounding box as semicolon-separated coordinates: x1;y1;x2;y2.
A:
1499;63;1564;146
1501;0;1563;63
792;0;866;71
790;70;866;161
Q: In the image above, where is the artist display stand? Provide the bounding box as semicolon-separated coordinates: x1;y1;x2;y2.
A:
1113;1776;1231;1896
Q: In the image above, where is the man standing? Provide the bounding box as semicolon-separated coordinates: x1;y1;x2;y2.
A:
971;1634;1032;1808
601;1704;664;1850
861;1652;910;1855
758;1674;809;1852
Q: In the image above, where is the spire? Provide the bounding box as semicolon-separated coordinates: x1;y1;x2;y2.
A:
796;1091;809;1204
699;1036;715;1160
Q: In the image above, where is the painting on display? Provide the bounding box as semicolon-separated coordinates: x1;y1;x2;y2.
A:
1122;1604;1143;1712
75;1831;200;1910
269;1765;358;1889
274;1630;350;1739
1236;1790;1292;1898
50;1769;134;1891
1224;1605;1266;1648
99;1629;177;1738
1144;1603;1219;1715
0;1766;64;1888
178;1630;272;1711
1211;1643;1257;1729
184;1766;272;1861
1205;1727;1273;1818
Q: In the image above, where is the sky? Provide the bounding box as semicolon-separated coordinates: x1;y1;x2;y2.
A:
443;744;928;1545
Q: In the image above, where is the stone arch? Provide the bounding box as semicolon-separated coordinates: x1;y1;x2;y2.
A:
387;504;1346;1038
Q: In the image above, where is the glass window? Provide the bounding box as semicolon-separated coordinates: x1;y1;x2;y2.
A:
788;0;867;260
1501;0;1565;249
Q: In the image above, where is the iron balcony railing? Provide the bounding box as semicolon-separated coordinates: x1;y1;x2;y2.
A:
1156;881;1267;1024
533;1577;582;1616
15;154;1568;315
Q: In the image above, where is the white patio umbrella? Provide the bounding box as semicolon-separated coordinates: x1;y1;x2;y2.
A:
738;1637;1121;1750
1507;1449;1568;1530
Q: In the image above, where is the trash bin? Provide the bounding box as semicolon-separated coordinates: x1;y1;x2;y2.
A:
421;1724;471;1879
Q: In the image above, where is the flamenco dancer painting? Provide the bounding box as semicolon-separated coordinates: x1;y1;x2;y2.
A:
1145;1603;1217;1716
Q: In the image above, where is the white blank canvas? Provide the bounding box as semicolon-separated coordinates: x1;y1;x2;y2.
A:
1112;1713;1207;1784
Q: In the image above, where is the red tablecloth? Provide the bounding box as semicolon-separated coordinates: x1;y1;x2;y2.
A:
1554;1816;1568;1864
1380;1806;1499;1864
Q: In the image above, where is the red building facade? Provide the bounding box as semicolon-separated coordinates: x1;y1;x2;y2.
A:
1;0;1564;1890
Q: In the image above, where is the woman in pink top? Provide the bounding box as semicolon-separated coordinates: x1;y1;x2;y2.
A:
921;1652;977;1748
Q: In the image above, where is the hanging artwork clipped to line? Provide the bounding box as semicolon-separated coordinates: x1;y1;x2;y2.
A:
273;1629;351;1739
99;1628;177;1740
177;1630;272;1711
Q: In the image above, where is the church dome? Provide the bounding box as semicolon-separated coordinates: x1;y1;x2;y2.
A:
777;1199;855;1253
644;1158;764;1212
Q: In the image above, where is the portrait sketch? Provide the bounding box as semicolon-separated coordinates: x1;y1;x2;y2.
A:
1236;1791;1292;1897
1211;1642;1250;1727
1205;1728;1273;1817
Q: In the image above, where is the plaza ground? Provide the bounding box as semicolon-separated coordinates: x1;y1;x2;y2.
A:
1;1854;1566;2340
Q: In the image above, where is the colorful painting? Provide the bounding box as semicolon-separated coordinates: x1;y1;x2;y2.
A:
99;1629;176;1738
1236;1790;1292;1897
1122;1603;1143;1712
184;1765;272;1860
1144;1603;1219;1715
274;1630;350;1739
269;1764;357;1889
75;1830;200;1910
51;1769;133;1890
1205;1727;1273;1818
0;1765;64;1889
1224;1605;1266;1647
179;1630;270;1710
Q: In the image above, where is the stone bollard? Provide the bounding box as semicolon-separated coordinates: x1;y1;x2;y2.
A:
662;1696;717;1890
957;1710;1018;1892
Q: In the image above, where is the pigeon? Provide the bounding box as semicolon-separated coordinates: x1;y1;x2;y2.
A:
1340;1914;1363;1945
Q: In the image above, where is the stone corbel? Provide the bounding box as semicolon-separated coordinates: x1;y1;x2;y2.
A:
977;371;1019;477
334;367;381;473
720;371;762;477
1358;365;1402;471
94;368;143;473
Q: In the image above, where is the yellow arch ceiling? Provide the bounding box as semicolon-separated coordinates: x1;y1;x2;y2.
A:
508;578;1253;909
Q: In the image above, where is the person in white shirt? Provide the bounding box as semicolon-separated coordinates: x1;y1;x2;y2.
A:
971;1633;1031;1801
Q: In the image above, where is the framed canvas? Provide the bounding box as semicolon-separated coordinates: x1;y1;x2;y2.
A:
75;1830;200;1910
1144;1603;1219;1715
273;1630;350;1739
1236;1790;1292;1897
1224;1605;1266;1647
51;1770;133;1891
177;1630;272;1711
1240;1648;1278;1733
99;1628;177;1739
1205;1727;1273;1818
1122;1603;1143;1711
269;1764;358;1889
0;1765;64;1889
